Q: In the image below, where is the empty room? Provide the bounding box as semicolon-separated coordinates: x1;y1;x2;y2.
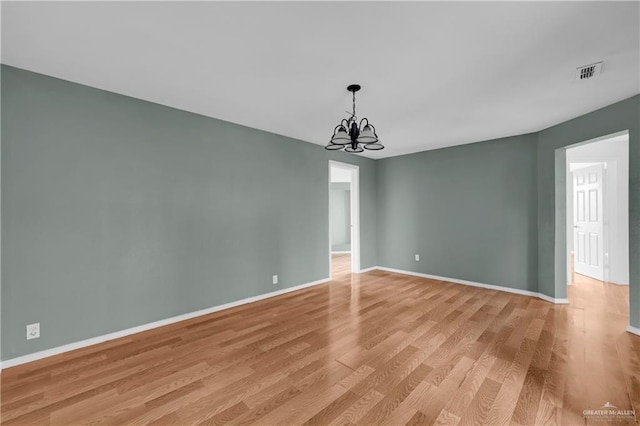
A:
1;1;639;425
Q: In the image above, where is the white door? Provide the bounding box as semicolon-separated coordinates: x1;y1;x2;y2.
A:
573;164;604;280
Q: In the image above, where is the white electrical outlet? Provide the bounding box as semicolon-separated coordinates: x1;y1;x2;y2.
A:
415;254;420;261
272;275;278;285
26;323;40;340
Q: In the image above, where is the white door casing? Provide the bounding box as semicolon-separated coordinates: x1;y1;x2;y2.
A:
573;164;604;280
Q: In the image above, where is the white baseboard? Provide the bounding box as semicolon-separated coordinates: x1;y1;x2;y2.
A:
331;251;351;254
627;325;640;336
536;293;570;304
358;266;377;273
374;266;569;304
0;277;330;370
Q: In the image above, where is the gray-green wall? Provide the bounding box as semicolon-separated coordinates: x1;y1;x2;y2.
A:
1;66;377;360
2;64;638;362
376;134;538;291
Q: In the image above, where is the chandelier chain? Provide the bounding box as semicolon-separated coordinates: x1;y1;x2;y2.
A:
352;91;357;121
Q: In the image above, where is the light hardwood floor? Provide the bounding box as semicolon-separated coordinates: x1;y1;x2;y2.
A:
1;255;638;425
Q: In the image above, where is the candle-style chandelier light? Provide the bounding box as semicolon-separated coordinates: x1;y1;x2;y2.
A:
324;84;384;153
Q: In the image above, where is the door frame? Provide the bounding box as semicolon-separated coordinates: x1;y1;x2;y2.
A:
560;130;629;300
328;160;360;276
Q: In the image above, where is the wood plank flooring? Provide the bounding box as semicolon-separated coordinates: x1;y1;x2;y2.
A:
1;255;638;425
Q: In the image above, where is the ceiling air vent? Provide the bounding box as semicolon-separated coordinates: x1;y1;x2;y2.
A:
575;62;603;80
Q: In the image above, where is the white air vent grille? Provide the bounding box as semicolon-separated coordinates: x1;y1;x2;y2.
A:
576;62;603;80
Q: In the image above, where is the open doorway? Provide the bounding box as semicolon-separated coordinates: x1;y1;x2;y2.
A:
329;161;360;278
565;132;629;293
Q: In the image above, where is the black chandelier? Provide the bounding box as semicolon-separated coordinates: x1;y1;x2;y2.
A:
325;84;383;153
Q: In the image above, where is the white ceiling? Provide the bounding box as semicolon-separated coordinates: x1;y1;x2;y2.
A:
2;2;639;159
